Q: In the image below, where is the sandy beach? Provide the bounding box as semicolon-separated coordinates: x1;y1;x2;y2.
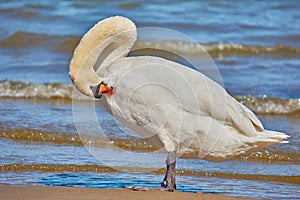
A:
0;185;256;200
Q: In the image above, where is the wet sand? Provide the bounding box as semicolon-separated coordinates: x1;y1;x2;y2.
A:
0;185;255;200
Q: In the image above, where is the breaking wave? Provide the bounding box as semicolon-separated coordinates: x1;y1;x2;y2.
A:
0;80;299;115
0;80;73;99
133;40;300;58
236;96;300;115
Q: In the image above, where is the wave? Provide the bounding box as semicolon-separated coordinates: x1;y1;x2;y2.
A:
0;80;73;99
0;31;79;54
1;31;299;58
133;41;300;58
1;163;298;184
236;96;300;115
1;128;299;163
0;80;299;115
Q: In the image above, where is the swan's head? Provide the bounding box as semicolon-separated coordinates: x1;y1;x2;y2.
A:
69;16;136;98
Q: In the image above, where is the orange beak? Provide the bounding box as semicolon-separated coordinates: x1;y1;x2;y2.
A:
98;83;114;95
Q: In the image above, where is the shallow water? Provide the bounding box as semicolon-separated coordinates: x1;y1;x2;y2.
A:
0;0;299;199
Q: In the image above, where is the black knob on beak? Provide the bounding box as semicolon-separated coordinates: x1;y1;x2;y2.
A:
90;84;102;99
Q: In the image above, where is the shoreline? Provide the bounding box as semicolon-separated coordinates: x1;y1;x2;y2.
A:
0;185;256;200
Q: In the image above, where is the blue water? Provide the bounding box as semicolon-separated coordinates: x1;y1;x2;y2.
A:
2;171;299;199
0;0;299;98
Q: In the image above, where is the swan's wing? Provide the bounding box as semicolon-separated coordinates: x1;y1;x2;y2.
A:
104;56;263;138
240;102;264;130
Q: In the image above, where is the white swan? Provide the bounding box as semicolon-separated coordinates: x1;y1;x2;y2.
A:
69;16;289;191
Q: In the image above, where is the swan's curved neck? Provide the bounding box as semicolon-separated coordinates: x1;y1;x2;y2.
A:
69;16;137;97
93;32;135;73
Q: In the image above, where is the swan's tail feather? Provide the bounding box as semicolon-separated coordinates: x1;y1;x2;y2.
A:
202;129;289;162
263;130;290;143
243;130;289;152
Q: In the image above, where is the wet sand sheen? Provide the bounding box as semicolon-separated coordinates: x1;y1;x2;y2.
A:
2;164;299;184
1;128;299;163
0;185;255;200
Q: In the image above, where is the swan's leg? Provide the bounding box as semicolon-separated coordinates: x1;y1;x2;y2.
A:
161;151;176;191
125;151;176;192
